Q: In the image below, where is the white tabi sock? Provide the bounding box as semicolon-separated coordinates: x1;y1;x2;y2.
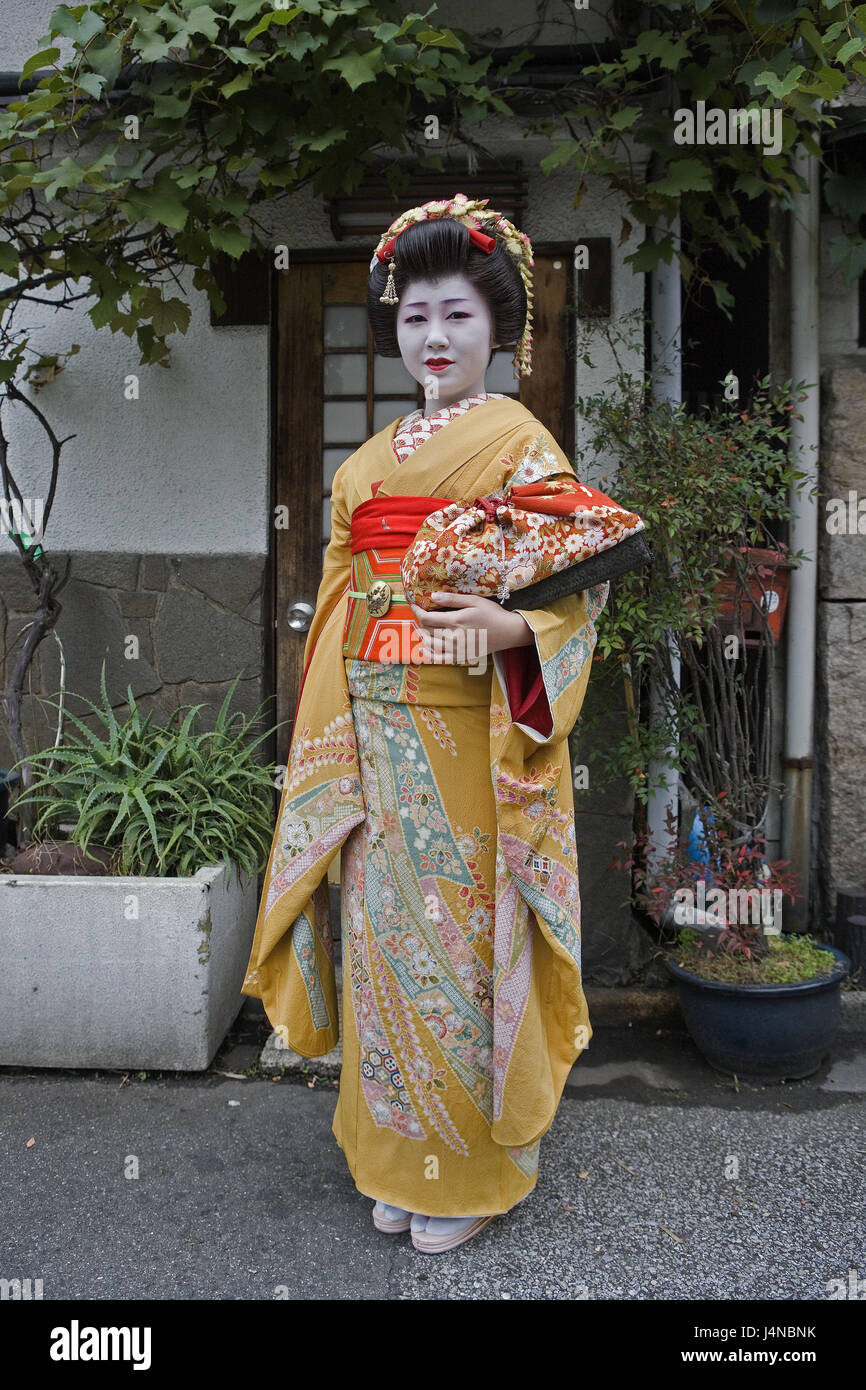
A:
424;1215;485;1236
374;1201;411;1221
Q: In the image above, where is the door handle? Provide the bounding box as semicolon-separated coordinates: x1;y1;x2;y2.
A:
286;600;315;633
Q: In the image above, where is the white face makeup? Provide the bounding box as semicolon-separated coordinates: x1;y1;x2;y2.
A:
395;273;496;416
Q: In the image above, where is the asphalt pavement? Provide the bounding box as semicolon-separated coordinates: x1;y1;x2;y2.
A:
3;1004;865;1301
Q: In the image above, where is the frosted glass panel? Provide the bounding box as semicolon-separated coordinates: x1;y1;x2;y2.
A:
486;350;520;393
323;447;353;489
374;397;418;433
324;400;366;442
375;354;417;392
324;352;366;394
323;305;367;347
322;496;331;543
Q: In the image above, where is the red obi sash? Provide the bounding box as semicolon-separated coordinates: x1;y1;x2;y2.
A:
350;493;454;553
343;492;453;664
341;490;550;734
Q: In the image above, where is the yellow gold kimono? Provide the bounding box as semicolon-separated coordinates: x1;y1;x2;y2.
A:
242;396;608;1216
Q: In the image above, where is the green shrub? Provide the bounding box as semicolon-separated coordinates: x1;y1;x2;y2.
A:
9;661;282;881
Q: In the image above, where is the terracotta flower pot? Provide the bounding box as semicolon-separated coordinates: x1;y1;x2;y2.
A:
713;545;793;644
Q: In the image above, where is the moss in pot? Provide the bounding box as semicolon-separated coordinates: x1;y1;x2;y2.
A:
626;827;851;1080
665;921;849;1082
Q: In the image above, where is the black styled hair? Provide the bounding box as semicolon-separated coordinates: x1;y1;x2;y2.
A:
366;216;527;359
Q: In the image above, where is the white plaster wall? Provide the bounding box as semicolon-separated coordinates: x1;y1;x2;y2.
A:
4;0;615;60
0;268;270;556
4;0;70;62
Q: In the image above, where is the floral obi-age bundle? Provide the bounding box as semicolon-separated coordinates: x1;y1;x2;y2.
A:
400;476;649;613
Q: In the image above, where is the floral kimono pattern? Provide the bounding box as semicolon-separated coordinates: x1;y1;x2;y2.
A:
242;394;607;1216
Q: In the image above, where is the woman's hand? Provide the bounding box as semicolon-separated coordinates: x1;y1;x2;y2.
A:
408;591;534;663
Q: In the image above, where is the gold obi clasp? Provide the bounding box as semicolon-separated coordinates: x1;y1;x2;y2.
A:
345;577;409;617
365;579;394;617
344;546;414;661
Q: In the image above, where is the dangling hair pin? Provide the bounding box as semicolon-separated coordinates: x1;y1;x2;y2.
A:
379;253;399;305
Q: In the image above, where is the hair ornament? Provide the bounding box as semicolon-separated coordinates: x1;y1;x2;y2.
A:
369;192;535;378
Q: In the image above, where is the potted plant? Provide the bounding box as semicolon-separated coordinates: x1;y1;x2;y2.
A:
713;542;794;645
622;814;850;1080
568;333;835;1055
570;367;811;822
0;664;281;1070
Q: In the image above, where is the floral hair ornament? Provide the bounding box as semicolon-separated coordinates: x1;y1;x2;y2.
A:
369;192;535;378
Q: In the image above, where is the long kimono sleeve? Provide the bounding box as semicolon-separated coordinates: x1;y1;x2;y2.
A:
241;458;366;1056
298;459;354;685
491;432;609;744
493;584;609;743
485;428;610;1148
496;634;552;737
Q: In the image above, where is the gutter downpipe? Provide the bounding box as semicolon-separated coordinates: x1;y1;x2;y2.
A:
645;59;684;869
648;198;682;869
782;100;821;932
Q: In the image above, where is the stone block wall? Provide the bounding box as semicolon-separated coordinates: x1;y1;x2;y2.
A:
817;359;866;931
572;670;655;985
0;552;271;793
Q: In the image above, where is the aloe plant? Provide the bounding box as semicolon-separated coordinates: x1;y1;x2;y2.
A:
8;661;283;882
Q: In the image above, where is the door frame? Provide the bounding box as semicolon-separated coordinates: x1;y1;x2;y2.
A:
265;241;578;768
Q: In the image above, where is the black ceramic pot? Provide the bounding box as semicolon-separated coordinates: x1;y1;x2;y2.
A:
665;941;850;1081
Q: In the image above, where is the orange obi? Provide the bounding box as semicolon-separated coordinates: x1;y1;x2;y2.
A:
342;493;453;663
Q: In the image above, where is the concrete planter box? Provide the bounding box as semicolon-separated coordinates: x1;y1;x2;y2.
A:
0;863;259;1070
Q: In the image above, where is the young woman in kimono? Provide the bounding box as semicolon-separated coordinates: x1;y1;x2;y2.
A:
242;193;609;1254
